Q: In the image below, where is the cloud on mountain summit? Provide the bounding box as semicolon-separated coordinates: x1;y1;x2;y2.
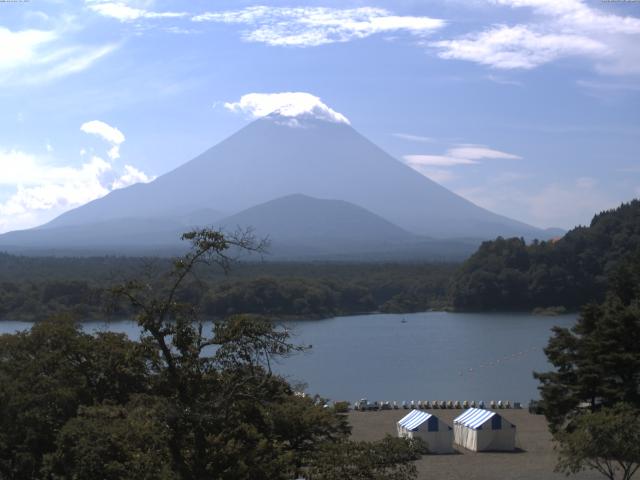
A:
224;92;350;125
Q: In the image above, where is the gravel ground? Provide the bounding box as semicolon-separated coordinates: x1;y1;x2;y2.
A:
348;409;605;480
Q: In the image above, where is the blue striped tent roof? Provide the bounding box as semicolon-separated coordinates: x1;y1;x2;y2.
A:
398;410;433;431
454;408;497;430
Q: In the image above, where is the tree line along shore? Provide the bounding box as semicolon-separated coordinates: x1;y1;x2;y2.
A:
1;200;639;322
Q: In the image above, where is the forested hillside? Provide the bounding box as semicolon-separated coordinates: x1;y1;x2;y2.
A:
0;257;454;321
450;200;640;311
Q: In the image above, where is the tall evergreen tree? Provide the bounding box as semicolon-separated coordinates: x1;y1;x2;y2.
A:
535;251;640;480
534;250;640;431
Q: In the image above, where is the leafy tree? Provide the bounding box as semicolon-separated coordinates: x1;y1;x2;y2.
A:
306;436;426;480
555;404;640;480
109;229;421;479
0;316;153;479
42;396;173;480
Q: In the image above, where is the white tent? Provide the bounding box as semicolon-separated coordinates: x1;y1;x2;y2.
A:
453;408;516;452
397;410;454;454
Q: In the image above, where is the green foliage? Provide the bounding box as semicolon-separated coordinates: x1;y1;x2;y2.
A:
0;255;454;321
306;436;426;480
0;230;423;479
555;404;640;480
0;316;153;479
450;200;640;311
536;250;640;480
42;397;173;480
333;401;351;413
534;250;640;432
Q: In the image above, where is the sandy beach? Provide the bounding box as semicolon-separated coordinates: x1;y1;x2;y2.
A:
349;409;604;480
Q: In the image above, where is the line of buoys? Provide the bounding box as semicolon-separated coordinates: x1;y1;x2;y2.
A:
352;398;522;411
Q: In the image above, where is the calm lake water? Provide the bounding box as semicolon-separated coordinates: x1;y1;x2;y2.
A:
0;312;575;404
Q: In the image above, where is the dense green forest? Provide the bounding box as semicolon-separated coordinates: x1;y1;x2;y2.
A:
0;230;425;479
0;255;454;321
450;200;640;311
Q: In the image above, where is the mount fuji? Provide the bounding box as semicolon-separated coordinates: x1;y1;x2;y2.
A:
0;113;553;258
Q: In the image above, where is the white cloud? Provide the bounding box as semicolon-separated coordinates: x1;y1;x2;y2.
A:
0;118;152;232
404;155;477;166
403;144;521;185
111;164;153;189
404;144;521;167
80;120;125;159
433;24;605;70
392;133;435;143
0;149;65;185
80;120;125;145
490;0;640;35
0;153;111;232
33;44;117;84
0;25;116;86
433;0;640;73
224;92;350;125
1;156;111;214
193;6;444;47
448;145;521;161
0;149;153;233
88;2;187;22
0;26;56;71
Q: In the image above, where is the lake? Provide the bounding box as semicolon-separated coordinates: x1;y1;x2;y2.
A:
0;311;575;404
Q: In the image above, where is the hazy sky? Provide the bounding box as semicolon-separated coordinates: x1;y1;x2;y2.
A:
1;0;639;233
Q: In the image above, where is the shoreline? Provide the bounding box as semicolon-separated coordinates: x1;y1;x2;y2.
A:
0;307;579;324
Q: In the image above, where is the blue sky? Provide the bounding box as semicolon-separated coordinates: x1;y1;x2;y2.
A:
1;0;639;233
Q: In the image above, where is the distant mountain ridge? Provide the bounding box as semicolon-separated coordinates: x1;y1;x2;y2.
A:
219;194;412;244
0;114;556;258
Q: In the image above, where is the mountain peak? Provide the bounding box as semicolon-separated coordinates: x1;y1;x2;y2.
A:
261;111;350;129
